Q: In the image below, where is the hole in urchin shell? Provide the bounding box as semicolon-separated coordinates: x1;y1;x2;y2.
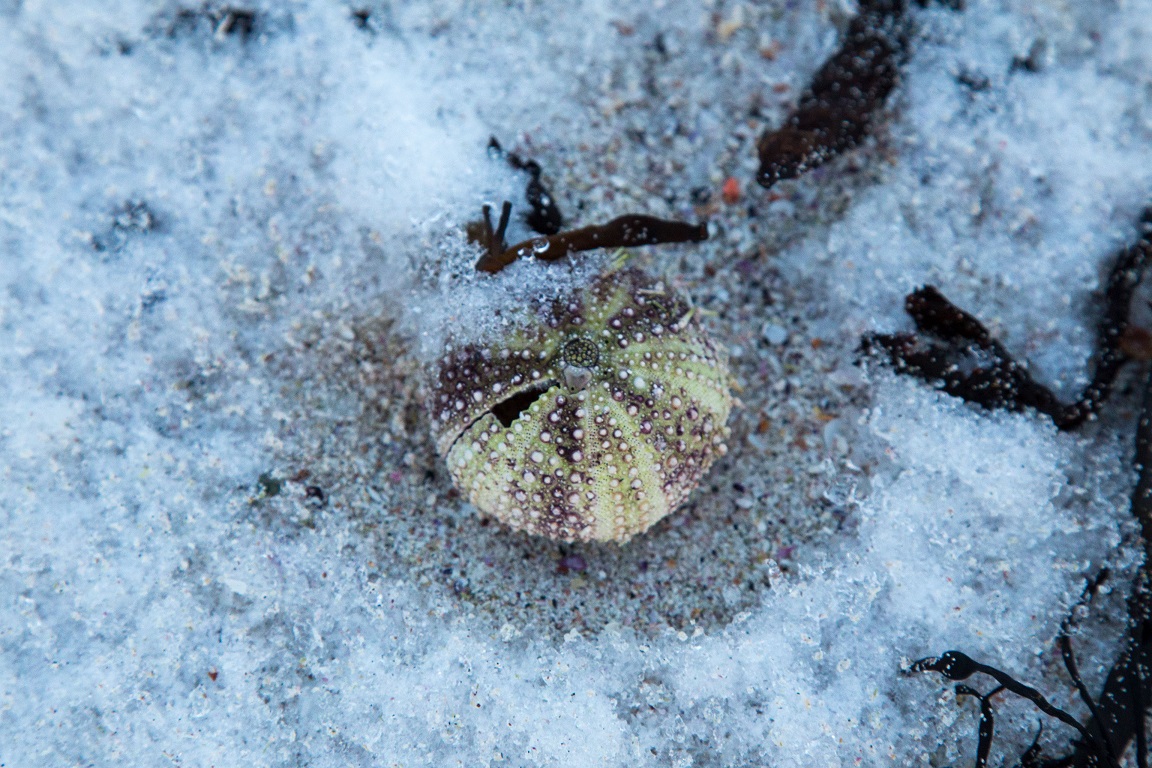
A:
490;381;556;428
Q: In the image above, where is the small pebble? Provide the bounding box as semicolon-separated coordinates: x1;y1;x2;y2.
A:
559;554;588;573
762;322;788;345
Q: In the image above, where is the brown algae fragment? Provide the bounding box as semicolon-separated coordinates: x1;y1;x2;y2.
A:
757;0;910;188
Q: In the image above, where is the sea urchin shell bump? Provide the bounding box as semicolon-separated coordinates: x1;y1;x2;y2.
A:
431;266;733;543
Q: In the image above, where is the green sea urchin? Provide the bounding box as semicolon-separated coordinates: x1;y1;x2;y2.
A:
432;265;732;542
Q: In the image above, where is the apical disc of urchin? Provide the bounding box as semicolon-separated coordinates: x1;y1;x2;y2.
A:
431;265;733;542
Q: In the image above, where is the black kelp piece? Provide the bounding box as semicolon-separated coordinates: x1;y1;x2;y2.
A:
861;286;1068;421
890;209;1152;767
893;218;1152;764
862;208;1152;430
488;137;564;236
914;419;1152;768
471;201;708;274
1053;573;1119;767
1062;576;1152;768
910;651;1117;766
911;652;1091;738
756;0;911;189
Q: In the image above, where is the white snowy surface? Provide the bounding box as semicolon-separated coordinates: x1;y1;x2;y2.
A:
2;1;1152;766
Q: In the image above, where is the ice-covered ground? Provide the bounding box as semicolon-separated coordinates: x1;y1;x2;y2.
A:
3;0;1152;765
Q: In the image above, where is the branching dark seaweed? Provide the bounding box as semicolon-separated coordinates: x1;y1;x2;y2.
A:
862;209;1152;430
900;352;1152;768
1055;365;1152;768
910;648;1118;766
1059;634;1119;766
878;209;1152;766
912;652;1101;746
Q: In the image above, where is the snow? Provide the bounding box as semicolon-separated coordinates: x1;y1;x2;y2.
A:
2;0;1151;766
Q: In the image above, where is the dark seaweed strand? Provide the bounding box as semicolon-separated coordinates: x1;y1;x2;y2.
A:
1059;215;1152;428
1058;634;1120;768
1054;573;1117;767
1021;722;1046;768
756;0;910;189
1059;365;1152;768
1138;651;1148;768
861;209;1152;431
1135;322;1152;554
475;214;708;274
955;684;1006;768
488;137;564;235
862;285;1069;418
1051;572;1117;767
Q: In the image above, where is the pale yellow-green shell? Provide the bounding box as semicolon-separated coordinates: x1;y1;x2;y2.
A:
431;266;732;542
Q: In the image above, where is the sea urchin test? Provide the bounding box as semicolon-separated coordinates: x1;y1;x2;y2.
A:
432;265;732;542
